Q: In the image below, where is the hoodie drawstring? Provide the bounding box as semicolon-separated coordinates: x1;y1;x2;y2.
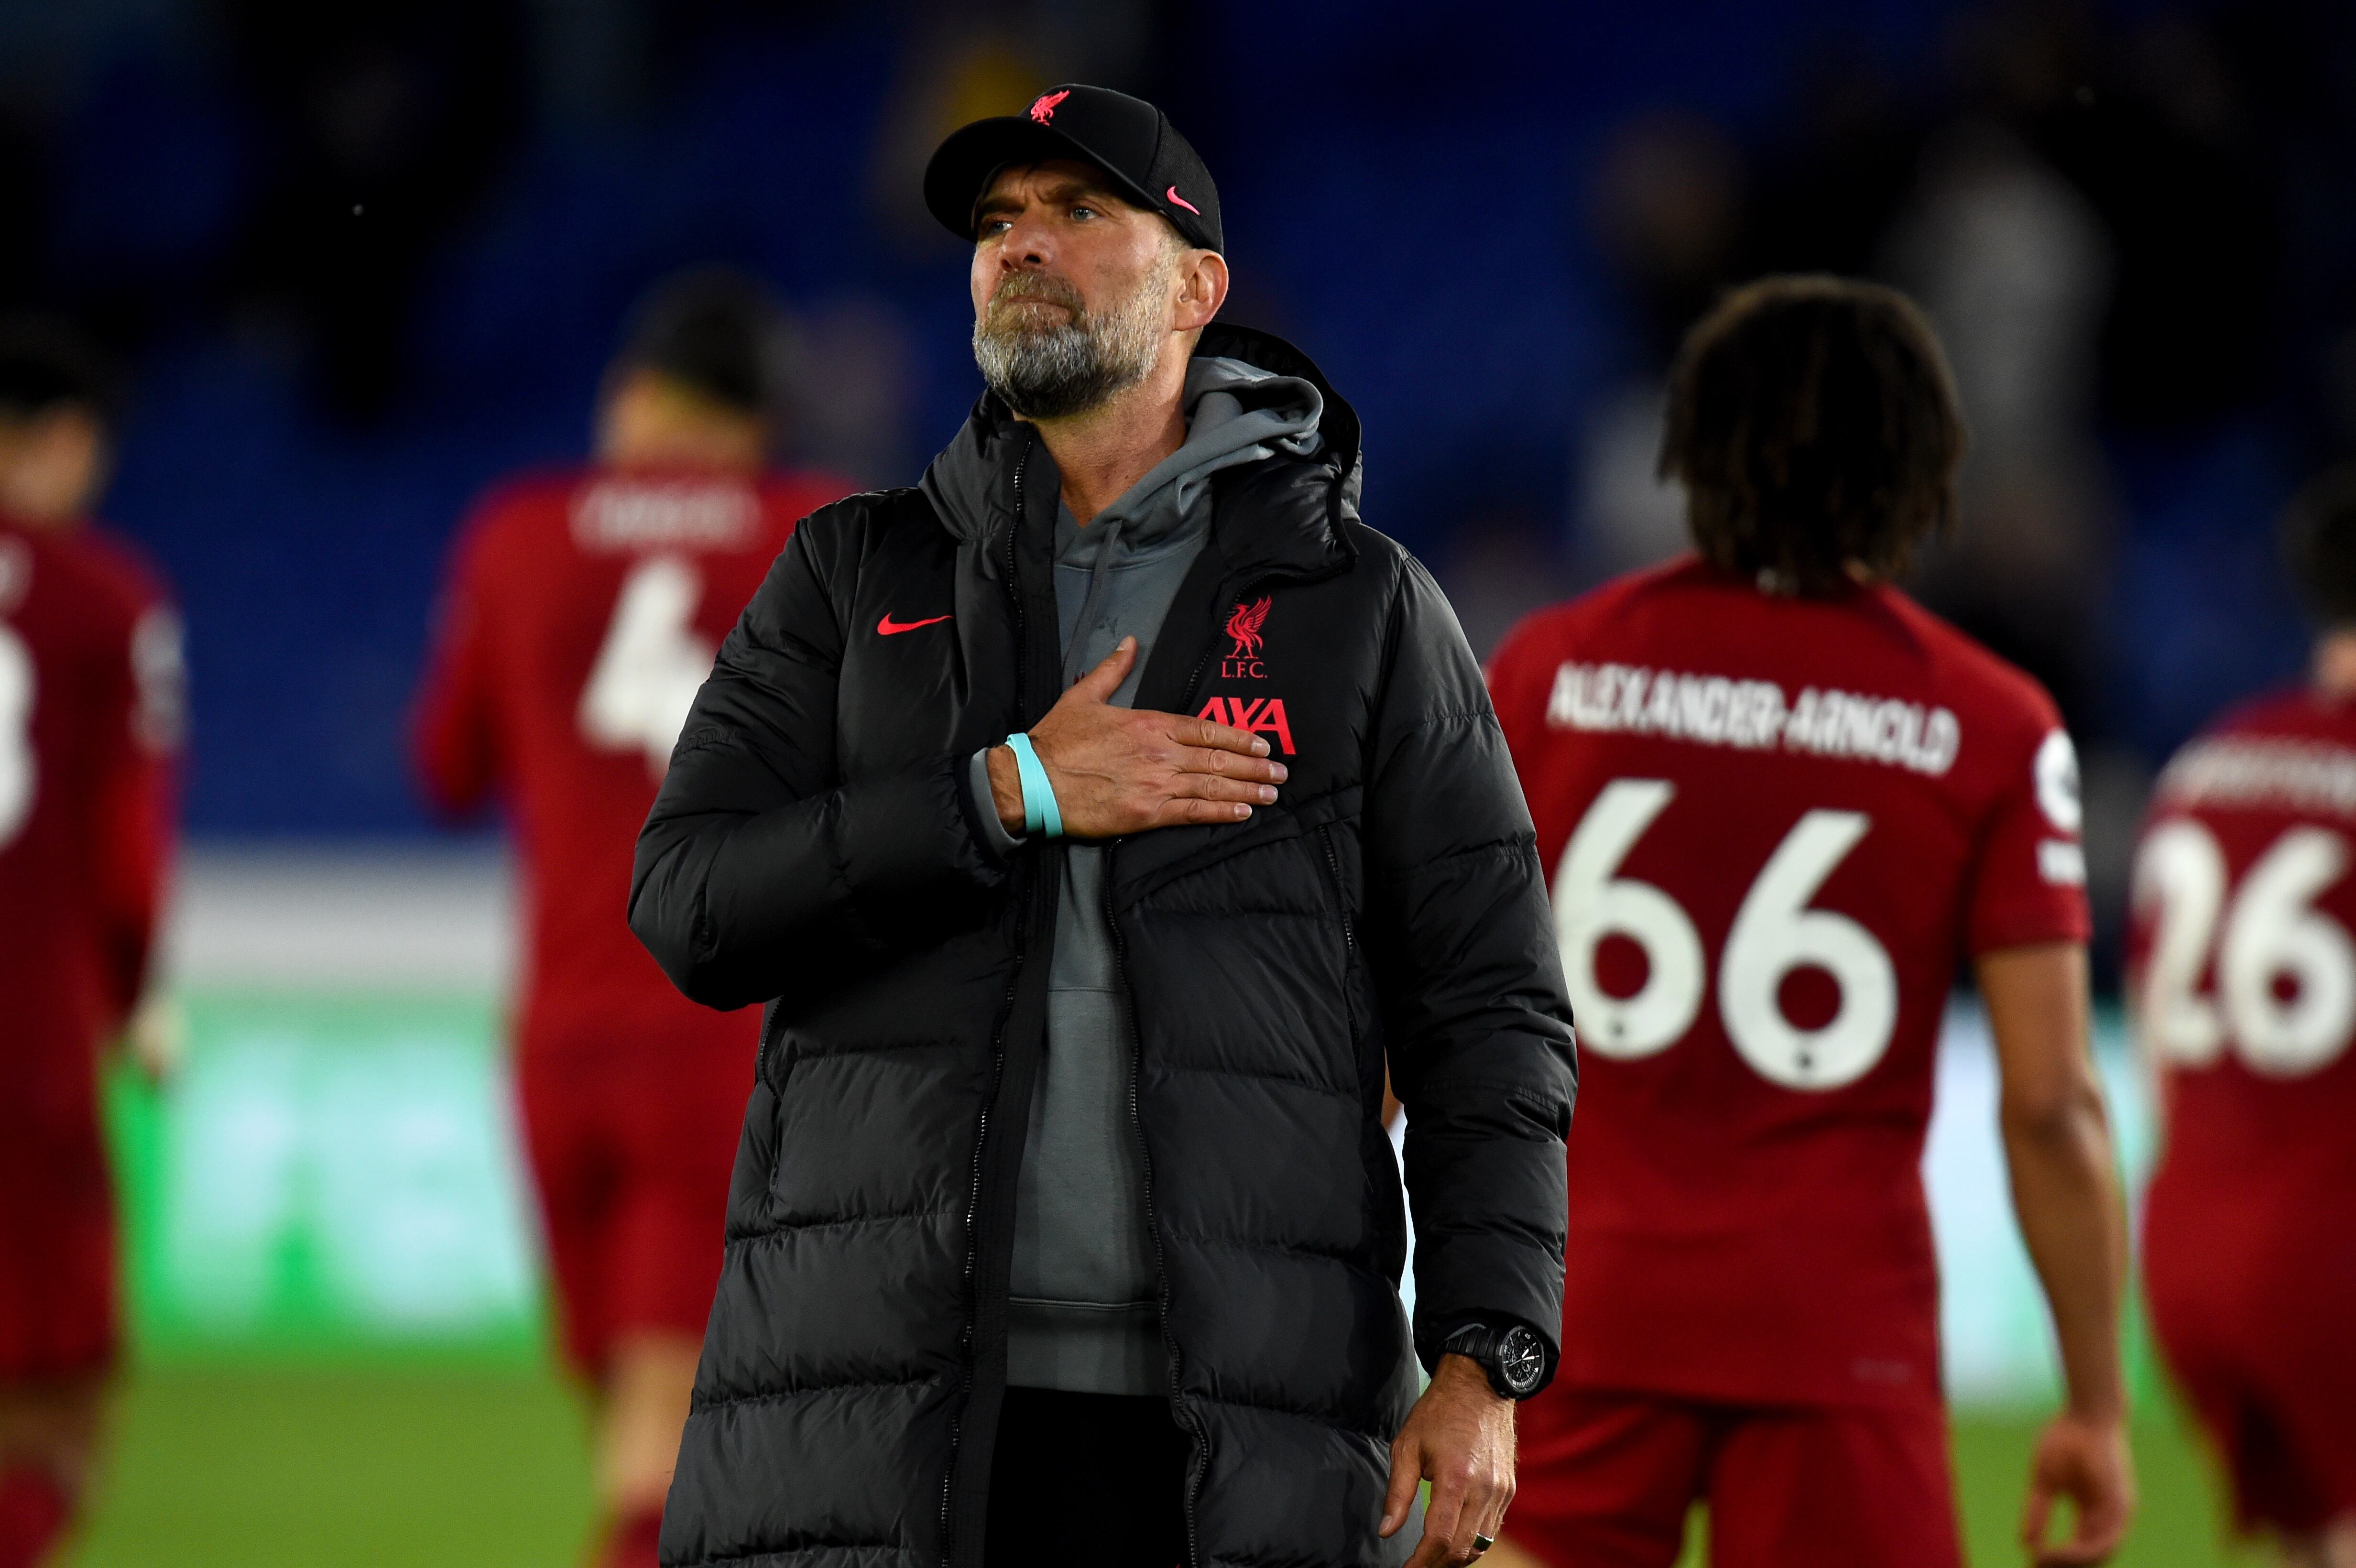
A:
1063;512;1127;688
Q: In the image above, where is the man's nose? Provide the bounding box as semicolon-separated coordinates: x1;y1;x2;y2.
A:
995;208;1055;267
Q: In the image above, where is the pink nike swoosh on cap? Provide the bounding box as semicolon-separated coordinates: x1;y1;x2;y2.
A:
1166;186;1200;215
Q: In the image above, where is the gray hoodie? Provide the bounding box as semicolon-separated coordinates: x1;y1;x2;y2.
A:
966;355;1323;1394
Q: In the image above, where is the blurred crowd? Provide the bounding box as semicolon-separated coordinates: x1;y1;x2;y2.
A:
1;0;2353;979
1559;1;2356;970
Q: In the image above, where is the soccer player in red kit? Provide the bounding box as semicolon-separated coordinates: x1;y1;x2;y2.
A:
1484;278;2134;1568
412;272;848;1568
2129;473;2356;1568
0;318;183;1568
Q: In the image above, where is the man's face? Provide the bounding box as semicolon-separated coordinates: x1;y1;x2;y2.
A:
969;160;1187;420
0;406;106;526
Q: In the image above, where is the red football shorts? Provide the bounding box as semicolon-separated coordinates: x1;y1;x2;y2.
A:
1505;1386;1962;1568
516;1021;754;1380
2145;1198;2356;1536
0;1111;118;1383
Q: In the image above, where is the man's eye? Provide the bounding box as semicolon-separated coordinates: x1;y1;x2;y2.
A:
979;218;1010;236
1070;205;1096;220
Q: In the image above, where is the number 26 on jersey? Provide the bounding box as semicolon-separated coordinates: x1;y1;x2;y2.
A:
2134;820;2355;1077
1554;778;1898;1091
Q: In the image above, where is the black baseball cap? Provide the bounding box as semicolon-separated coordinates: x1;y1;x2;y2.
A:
924;84;1223;255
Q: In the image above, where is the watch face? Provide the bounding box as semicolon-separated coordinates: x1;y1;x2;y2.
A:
1498;1326;1545;1395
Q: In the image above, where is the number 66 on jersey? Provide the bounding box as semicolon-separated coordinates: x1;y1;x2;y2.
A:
1483;558;2093;1410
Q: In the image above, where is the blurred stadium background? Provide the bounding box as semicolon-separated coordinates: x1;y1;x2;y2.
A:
3;0;2346;1561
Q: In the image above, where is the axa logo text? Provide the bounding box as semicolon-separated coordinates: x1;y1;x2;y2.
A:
1199;696;1295;755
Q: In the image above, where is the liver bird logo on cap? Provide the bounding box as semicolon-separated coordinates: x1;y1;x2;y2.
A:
1029;90;1069;124
1225;596;1272;659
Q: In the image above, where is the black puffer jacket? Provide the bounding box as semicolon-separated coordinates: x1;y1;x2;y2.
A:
631;324;1577;1568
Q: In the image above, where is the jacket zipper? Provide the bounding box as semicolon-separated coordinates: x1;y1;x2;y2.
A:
1098;554;1264;1568
941;445;1034;1565
1104;846;1209;1568
1319;824;1362;1048
1319;828;1357;956
1136;564;1361;1566
959;527;1344;1560
754;999;780;1086
1116;566;1298;1568
1318;826;1367;1126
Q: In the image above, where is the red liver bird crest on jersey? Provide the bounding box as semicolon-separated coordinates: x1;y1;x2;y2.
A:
1226;596;1271;658
1029;90;1070;124
1222;596;1272;679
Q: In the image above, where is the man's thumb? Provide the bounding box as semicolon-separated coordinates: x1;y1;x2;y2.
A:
1069;637;1136;701
2020;1478;2055;1550
1378;1441;1418;1538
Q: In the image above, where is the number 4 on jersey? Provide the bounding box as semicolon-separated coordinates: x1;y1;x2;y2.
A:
0;622;32;848
1554;778;1898;1090
578;555;714;776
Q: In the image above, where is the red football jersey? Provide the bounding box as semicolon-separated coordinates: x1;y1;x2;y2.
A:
413;464;848;1054
0;516;181;1121
1489;556;2089;1408
2127;688;2356;1244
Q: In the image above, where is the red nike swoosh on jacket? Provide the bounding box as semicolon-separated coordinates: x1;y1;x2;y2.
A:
877;612;953;635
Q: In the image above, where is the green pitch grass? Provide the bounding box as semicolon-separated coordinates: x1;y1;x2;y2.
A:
66;1364;2267;1568
66;1363;595;1568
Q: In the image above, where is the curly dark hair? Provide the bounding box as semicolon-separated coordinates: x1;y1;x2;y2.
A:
1661;274;1965;597
0;314;123;429
615;266;791;420
2283;465;2356;629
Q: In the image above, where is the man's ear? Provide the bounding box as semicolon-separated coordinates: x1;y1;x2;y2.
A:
1173;250;1229;332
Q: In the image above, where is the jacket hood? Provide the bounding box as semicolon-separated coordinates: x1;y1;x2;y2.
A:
919;322;1365;556
1066;353;1323;557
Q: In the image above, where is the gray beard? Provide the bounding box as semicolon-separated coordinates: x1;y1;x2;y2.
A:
971;263;1171;420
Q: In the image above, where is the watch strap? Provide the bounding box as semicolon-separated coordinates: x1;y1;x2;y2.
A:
1441;1320;1546;1399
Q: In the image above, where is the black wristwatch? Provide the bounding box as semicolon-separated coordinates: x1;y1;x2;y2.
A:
1441;1320;1548;1400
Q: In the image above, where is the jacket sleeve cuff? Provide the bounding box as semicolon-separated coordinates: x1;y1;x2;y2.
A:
966;746;1025;858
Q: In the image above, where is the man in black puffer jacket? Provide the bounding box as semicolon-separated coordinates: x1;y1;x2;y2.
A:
630;85;1578;1568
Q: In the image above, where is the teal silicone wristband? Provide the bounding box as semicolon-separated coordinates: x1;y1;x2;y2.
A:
1004;732;1063;838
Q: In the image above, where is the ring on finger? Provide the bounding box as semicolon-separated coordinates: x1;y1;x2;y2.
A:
1471;1535;1494;1556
